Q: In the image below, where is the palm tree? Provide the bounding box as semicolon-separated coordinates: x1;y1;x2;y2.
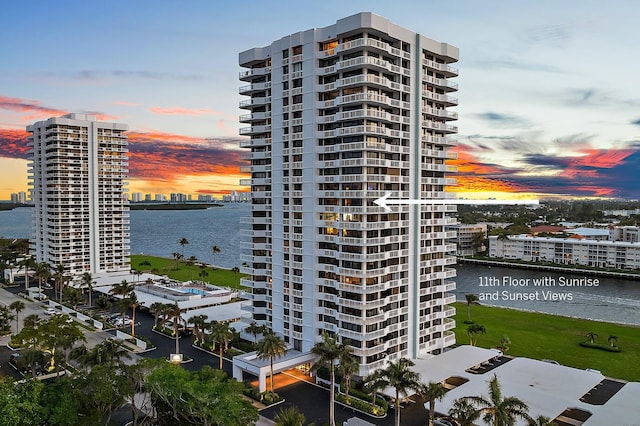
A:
448;398;481;426
110;280;135;326
467;323;487;346
128;292;139;336
52;263;71;302
363;369;387;414
256;332;288;394
81;272;95;307
19;257;36;291
273;406;305;426
585;331;598;344
311;334;355;426
172;252;182;268
149;302;165;328
608;335;618;348
166;303;183;356
208;320;234;369
465;294;479;323
178;237;189;258
246;320;266;345
462;374;532;426
528;415;557;426
338;348;359;397
211;245;221;267
374;358;423;426
33;261;50;295
23;314;40;329
497;335;511;352
422;381;447;426
188;314;208;345
9;300;25;334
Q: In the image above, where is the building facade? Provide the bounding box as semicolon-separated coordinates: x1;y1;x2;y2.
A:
239;13;458;374
489;234;640;269
27;113;130;280
448;223;487;256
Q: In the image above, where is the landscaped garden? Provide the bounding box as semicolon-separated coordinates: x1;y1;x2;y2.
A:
452;301;640;381
130;254;247;289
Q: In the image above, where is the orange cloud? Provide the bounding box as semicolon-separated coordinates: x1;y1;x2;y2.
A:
0;128;29;159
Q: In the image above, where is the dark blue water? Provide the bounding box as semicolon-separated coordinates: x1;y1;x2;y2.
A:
3;205;640;325
0;204;250;269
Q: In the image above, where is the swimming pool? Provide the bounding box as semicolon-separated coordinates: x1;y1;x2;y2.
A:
182;287;208;296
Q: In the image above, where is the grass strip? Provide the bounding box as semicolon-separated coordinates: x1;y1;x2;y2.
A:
454;302;640;382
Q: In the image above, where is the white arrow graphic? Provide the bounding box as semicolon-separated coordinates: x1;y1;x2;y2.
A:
374;193;539;212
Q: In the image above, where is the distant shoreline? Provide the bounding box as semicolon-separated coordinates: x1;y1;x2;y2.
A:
129;203;224;211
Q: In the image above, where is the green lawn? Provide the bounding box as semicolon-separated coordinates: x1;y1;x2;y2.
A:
453;302;640;382
130;254;247;289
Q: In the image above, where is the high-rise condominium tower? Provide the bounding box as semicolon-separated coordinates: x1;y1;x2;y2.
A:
27;113;130;280
239;12;458;374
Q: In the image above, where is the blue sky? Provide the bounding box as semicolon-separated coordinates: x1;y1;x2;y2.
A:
1;0;639;199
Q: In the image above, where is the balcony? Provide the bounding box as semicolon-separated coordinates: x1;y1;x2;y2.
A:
422;91;458;106
422;106;458;121
422;121;458;134
422;58;459;77
239;81;272;95
239;67;272;81
422;74;458;92
239;96;271;109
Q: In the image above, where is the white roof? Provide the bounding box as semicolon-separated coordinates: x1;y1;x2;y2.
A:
418;346;635;425
566;227;610;237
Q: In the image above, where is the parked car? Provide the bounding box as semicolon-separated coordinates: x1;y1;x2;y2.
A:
44;308;57;316
434;419;455;426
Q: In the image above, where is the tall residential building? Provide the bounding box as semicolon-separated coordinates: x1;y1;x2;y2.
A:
27;113;130;280
239;12;458;374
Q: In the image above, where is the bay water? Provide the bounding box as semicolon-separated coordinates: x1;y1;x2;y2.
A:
2;205;640;325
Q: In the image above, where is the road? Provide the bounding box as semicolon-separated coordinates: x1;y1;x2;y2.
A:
1;283;433;425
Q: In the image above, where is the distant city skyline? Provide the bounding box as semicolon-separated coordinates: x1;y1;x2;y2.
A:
1;1;639;200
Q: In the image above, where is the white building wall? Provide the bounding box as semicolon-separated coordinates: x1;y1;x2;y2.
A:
239;12;458;374
27;113;130;279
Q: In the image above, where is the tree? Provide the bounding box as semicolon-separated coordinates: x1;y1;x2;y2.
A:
33;261;51;295
166;303;183;356
467;323;487;346
188;314;209;345
52;264;69;302
23;314;40;329
172;252;183;268
274;406;305;426
179;237;189;258
585;331;598;344
128;291;139;336
310;334;354;426
462;374;532;426
0;375;45;426
245;320;266;345
208;321;234;370
338;347;359;397
72;339;132;370
528;415;557;426
366;358;422;426
471;231;486;253
150;302;168;328
448;398;482;426
422;381;447;426
148;364;258;426
497;335;511;353
110;280;135;326
211;245;221;267
9;300;25;334
95;294;111;310
608;335;618;348
80;272;95;307
465;294;479;323
363;369;387;415
19;257;36;291
63;287;83;309
0;306;15;334
256;332;288;394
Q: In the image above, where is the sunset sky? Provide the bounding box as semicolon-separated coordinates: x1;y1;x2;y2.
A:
1;0;639;200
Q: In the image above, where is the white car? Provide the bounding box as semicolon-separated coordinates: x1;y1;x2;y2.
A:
44;308;57;316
